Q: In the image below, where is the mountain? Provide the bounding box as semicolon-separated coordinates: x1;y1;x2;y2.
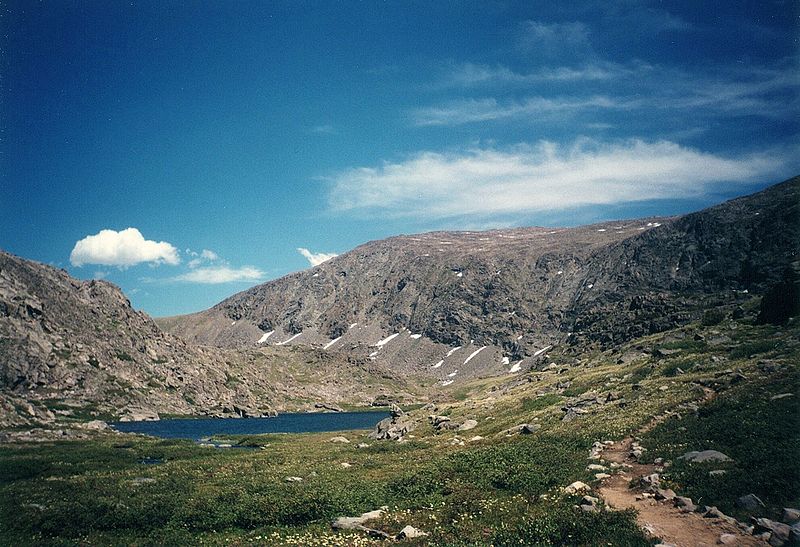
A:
0;252;416;427
160;176;799;381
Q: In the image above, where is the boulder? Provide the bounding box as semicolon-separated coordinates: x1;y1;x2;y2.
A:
674;496;696;513
781;508;800;524
458;419;478;431
753;518;790;546
718;533;738;545
736;493;765;513
678;450;732;463
396;525;428;539
332;507;392;540
564;481;591;495
328;436;350;444
82;420;110;431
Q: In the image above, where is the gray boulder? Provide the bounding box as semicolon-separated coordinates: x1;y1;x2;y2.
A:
458;419;478;431
782;508;800;524
678;450;732;463
735;493;765;513
753;518;791;546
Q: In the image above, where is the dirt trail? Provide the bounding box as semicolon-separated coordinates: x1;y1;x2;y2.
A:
597;438;765;546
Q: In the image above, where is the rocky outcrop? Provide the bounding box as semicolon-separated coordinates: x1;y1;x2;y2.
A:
0;252;414;426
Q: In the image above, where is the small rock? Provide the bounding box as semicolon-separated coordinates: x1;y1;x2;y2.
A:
674;496;696;512
458;419;478;431
709;470;727;477
285;476;303;482
396;525;428;539
718;533;738;545
654;488;676;501
641;473;661;487
678;450;733;463
83;420;110;431
595;473;611;480
736;493;765;513
340;462;352;468
468;435;484;442
357;443;370;449
770;393;793;401
328;436;350;444
520;423;540;434
587;464;607;472
564;481;590;495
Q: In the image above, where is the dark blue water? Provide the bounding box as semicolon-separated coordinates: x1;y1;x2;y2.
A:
111;411;390;440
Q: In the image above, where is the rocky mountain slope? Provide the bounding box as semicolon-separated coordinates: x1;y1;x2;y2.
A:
161;176;799;383
0;252;416;427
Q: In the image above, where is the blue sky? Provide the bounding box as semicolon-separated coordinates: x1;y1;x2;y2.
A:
2;1;798;317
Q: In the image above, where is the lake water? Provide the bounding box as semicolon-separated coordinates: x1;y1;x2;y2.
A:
111;411;390;440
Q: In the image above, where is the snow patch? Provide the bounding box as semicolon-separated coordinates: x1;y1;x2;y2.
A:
533;345;552;357
409;334;422;339
369;350;380;357
431;360;444;369
231;321;237;326
557;270;563;275
276;332;302;346
455;272;463;278
509;362;522;373
597;229;606;232
257;331;274;344
463;346;486;365
501;356;510;365
375;332;401;347
441;380;454;386
448;370;458;378
516;335;523;340
587;283;594;289
446;346;462;357
312;273;319;277
323;337;341;350
349;323;358;329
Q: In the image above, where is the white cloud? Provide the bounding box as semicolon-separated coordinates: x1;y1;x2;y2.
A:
297;248;338;266
412;96;631;126
517;21;593;58
187;249;220;268
328;139;789;219
70;228;180;267
174;265;264;284
446;62;637;87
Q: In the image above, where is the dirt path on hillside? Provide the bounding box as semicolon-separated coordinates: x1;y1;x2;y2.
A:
597;438;765;547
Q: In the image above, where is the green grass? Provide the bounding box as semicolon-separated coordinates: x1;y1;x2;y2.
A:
0;430;648;546
640;370;799;521
521;393;563;412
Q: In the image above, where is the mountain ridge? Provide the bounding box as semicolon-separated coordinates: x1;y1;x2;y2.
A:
159;176;799;379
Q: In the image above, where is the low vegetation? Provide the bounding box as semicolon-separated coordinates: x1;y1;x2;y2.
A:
1;310;797;545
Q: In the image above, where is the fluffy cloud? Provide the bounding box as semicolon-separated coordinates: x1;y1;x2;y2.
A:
70;228;180;267
186;248;220;268
329;139;787;219
297;248;338;266
174;266;264;284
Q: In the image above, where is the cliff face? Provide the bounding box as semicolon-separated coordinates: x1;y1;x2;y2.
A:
161;177;799;372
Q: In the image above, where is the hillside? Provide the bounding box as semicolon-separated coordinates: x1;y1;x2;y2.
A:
160;176;800;384
0;252;417;427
